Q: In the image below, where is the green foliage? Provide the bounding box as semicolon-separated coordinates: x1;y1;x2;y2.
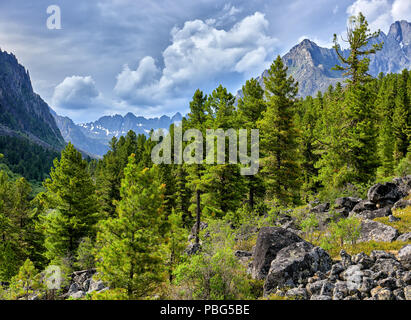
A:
9;259;43;300
41;143;99;265
332;12;383;86
258;55;301;205
300;213;319;243
173;221;252;300
320;217;361;251
96;156;168;299
0;135;59;181
75;237;96;270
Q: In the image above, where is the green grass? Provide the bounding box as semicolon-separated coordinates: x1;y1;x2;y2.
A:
375;205;411;234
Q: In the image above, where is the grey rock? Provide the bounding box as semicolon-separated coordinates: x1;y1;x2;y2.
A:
367;182;402;204
392;199;411;211
87;279;105;293
310;202;330;214
393;288;405;300
352;252;373;269
285;288;308;300
359;277;375;294
263;242;332;295
370;287;393;300
370;250;396;261
398;244;411;269
378;277;397;290
185;243;201;255
319;281;335;296
371;258;404;274
388;214;400;222
358;220;399;243
251;227;307;280
68;282;81;294
392;175;411;199
310;294;332;300
402;271;411;285
397;232;411;242
340;249;352;268
70;290;86;299
306;279;327;296
234;250;252;258
329;262;345;276
350;207;391;220
351;200;377;214
341;265;363;293
404;285;411;300
334;197;361;211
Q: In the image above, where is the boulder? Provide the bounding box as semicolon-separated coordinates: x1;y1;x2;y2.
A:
310;294;332;300
263;242;332;295
185;243;201;255
335;197;361;211
87;279;106;293
334;197;361;217
367;182;402;205
351;200;376;214
371;258;404;274
310;202;330;214
69;290;86;299
397;233;411;242
358;220;399;243
285;288;308;300
341;265;363;293
398;244;411;269
370;287;393;300
388;214;400;222
392;199;411;211
234;250;252;258
350;207;391;220
404;285;411;300
352;252;373;269
339;249;352;268
392;175;411;199
251;227;306;280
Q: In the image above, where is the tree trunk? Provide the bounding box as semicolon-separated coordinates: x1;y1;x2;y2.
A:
195;189;201;245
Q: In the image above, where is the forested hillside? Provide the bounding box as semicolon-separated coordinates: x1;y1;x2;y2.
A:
0;13;410;301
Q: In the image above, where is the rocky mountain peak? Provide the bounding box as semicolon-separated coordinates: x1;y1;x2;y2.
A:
388;20;411;46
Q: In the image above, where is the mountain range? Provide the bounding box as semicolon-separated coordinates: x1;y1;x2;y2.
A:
238;20;411;98
0;20;410;162
51;111;182;157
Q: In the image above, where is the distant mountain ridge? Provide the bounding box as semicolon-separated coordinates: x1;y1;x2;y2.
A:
0;49;65;149
238;20;411;98
52;111;183;157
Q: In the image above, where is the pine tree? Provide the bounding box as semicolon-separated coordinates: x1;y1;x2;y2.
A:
9;259;43;300
185;89;208;244
42;143;99;265
237;78;266;208
392;69;410;163
258;55;301;205
332;12;383;86
318;12;382;187
96;155;167;299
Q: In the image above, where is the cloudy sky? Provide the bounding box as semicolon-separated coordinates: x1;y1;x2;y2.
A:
0;0;410;123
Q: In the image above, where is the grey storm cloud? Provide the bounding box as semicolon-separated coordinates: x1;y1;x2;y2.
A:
2;0;405;123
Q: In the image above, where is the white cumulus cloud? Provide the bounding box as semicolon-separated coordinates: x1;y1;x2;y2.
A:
347;0;411;33
52;76;100;110
113;12;277;108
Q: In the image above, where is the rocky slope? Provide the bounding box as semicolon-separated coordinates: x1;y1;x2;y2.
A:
238;20;411;98
0;49;64;150
233;176;411;300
